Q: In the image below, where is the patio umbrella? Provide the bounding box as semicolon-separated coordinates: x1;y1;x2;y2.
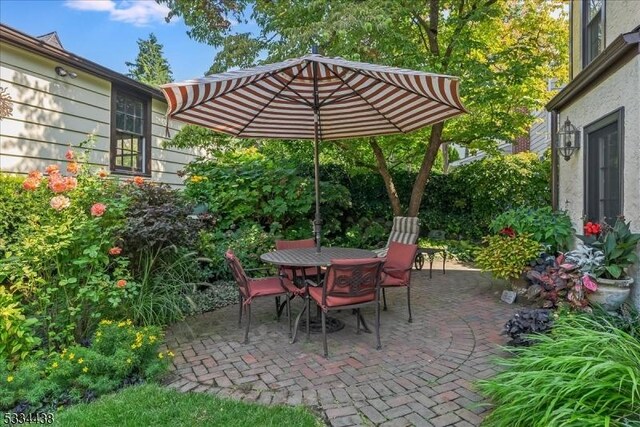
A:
160;52;467;252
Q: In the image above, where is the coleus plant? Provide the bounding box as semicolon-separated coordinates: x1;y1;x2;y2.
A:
526;254;596;310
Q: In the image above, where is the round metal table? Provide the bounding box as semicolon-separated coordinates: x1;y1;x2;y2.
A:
260;247;376;342
260;247;376;267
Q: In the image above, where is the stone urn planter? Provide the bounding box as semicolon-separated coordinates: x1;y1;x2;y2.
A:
587;277;634;312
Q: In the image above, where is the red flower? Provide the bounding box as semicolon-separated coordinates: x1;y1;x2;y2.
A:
65;149;74;161
583;222;601;236
116;279;127;288
109;247;122;256
91;203;106;217
133;176;144;186
48;175;67;193
499;227;516;238
45;164;60;175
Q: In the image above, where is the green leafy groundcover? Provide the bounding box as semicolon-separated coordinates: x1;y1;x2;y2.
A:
54;384;323;427
478;313;640;427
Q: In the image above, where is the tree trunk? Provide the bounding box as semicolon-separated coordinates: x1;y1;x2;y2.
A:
407;122;444;216
369;137;403;216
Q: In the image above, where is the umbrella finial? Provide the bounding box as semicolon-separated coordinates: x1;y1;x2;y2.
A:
311;45;319;55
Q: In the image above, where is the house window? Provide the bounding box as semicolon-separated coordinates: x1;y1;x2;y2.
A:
110;88;151;175
583;0;604;67
584;109;623;223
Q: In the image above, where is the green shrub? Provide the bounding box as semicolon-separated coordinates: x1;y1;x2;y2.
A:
0;320;171;413
478;313;640;426
490;207;574;253
0;288;42;369
475;233;542;280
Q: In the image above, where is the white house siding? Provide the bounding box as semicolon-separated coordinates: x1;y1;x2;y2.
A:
0;41;201;187
557;56;640;307
529;110;550;155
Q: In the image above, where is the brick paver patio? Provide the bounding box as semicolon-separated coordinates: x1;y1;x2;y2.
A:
164;261;519;426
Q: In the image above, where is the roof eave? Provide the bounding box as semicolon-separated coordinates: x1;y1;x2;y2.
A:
0;23;164;101
546;26;640;112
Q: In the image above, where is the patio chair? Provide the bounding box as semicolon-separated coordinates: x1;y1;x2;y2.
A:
274;238;319;318
224;249;291;344
380;241;419;322
373;216;420;258
306;258;384;357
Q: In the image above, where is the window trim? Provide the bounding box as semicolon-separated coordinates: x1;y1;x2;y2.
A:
583;107;624;222
110;86;152;177
582;0;606;68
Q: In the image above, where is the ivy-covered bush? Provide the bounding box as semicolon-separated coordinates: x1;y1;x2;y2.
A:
0;320;171;413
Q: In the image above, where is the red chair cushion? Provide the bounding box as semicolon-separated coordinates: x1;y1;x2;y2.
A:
308;286;374;308
380;273;407;287
248;277;287;299
276;239;318;279
381;242;417;286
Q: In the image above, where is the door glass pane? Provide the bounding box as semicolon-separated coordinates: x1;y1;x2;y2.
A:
586;121;620;223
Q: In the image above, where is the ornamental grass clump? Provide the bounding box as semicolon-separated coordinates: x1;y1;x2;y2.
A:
478;313;640;427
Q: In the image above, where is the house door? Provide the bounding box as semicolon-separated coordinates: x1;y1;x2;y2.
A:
584;110;623;223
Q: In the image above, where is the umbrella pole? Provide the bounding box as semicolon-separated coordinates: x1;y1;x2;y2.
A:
313;113;322;253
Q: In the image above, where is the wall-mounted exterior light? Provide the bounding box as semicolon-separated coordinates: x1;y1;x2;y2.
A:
55;66;77;79
557;117;580;161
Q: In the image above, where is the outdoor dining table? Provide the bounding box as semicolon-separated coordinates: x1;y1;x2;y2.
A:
260;246;377;343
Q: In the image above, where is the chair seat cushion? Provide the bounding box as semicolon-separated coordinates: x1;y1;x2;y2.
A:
308;286;374;309
381;272;408;287
248;277;287;299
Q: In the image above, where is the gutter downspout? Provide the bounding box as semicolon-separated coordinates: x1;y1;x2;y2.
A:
550;110;559;211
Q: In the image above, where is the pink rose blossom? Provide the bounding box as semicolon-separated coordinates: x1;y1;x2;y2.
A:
50;195;70;211
65;149;74;161
90;203;106;217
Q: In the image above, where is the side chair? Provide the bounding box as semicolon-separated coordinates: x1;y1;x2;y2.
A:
306;258;384;357
380;241;419;322
224;249;291;344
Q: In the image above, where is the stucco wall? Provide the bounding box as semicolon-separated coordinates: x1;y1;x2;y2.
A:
558;56;640;308
0;42;202;187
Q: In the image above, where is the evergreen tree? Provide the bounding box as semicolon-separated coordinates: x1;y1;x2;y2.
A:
126;33;173;86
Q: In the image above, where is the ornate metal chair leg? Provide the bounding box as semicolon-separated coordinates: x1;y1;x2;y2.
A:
429;254;435;279
244;304;251;344
322;310;328;357
306;296;311;341
407;286;412;323
275;296;281;320
238;294;243;326
286;293;292;338
376;300;381;350
382;288;388;311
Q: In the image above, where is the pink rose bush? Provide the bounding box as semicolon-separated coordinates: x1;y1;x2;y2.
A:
49;195;70;211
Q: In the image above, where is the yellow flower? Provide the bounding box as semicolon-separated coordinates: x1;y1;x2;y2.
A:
126;358;132;364
7;376;14;382
68;353;75;360
149;335;157;343
96;331;102;337
117;321;126;328
167;351;175;357
52;362;58;369
158;352;164;359
130;344;136;350
99;319;113;325
82;367;88;373
61;348;67;355
78;358;84;364
126;319;132;326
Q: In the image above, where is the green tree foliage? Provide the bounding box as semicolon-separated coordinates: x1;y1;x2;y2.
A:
126;33;173;86
161;0;567;216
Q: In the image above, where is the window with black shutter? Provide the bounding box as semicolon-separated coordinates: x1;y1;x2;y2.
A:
584;109;623;223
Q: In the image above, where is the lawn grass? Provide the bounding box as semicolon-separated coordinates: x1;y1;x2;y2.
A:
54;384;323;427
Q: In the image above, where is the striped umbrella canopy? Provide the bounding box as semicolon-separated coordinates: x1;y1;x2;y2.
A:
161;53;467;251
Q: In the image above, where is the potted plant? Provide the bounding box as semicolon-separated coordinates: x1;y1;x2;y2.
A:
574;217;640;311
